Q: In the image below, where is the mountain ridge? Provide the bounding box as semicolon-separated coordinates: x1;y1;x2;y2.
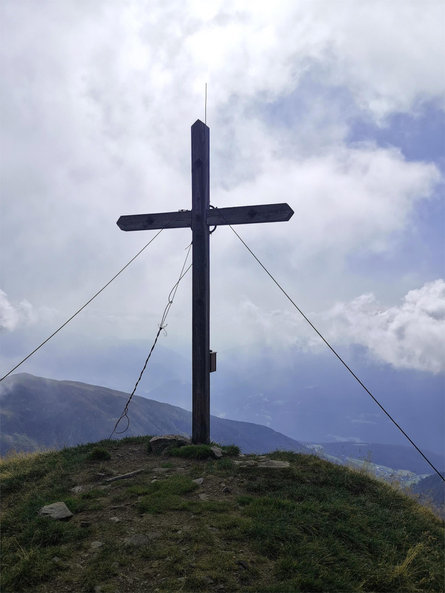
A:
307;440;444;475
0;373;311;456
1;373;442;486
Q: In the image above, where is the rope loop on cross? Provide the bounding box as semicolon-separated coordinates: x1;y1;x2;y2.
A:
209;204;218;234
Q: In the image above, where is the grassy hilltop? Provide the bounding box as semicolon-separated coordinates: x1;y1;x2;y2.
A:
1;437;444;593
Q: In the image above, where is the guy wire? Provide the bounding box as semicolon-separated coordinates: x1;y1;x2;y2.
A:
0;230;164;383
225;221;444;482
109;242;193;438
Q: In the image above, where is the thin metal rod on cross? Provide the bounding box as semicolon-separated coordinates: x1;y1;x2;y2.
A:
117;120;294;443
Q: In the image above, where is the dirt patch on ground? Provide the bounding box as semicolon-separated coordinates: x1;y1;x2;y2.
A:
35;439;269;593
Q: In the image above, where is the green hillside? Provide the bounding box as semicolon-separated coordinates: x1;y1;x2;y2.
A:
1;437;443;593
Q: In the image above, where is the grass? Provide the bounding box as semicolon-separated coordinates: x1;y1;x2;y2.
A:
137;475;199;514
220;444;241;456
167;443;241;460
87;447;111;461
237;452;444;592
0;440;443;592
168;444;215;459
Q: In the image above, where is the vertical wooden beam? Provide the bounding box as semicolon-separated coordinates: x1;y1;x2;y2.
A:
191;120;210;444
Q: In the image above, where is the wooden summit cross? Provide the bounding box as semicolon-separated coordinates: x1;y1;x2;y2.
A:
117;120;294;444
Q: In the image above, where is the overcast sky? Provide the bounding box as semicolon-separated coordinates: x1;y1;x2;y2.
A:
1;1;444;455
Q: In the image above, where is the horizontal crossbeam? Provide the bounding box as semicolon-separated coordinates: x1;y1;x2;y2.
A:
117;210;191;231
207;203;294;226
117;203;293;232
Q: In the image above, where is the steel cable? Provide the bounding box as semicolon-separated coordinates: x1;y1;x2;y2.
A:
227;223;444;482
109;243;193;438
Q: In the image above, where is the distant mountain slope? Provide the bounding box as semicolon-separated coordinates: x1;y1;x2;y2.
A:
311;441;444;476
411;474;445;509
0;373;310;456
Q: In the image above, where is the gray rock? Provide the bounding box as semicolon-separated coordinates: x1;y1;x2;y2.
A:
39;502;73;520
259;460;290;468
125;534;150;547
105;469;143;483
150;435;191;454
234;460;258;467
192;477;204;485
90;541;103;549
233;458;290;468
198;493;209;501
210;446;223;459
125;532;161;546
71;485;83;493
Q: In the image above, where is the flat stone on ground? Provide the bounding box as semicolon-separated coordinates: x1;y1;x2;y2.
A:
210;446;223;459
149;435;191;454
234;460;258;467
259;460;290;468
124;532;161;546
124;534;150;547
233;459;290;469
39;502;73;520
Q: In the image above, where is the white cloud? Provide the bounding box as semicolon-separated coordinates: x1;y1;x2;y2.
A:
324;280;445;373
180;0;445;118
215;143;440;259
0;0;443;383
334;1;444;118
0;290;36;331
